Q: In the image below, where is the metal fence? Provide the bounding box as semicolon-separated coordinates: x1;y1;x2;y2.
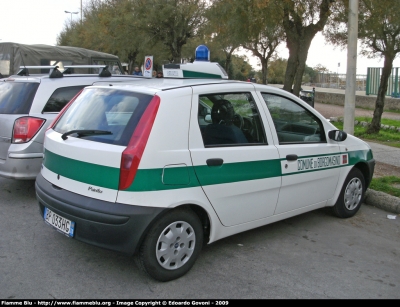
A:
305;73;367;91
366;67;400;98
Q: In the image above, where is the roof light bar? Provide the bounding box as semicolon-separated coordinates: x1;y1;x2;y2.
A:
163;62;228;79
162;45;228;79
194;45;210;61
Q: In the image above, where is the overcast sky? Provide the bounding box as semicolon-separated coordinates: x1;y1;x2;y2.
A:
1;0;399;75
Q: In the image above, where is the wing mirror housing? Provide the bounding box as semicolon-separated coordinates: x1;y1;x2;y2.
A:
328;130;347;142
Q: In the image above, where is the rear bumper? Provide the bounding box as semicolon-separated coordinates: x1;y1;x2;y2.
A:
0;154;43;180
35;173;166;255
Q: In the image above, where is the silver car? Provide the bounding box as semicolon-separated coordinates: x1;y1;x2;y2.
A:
0;65;145;179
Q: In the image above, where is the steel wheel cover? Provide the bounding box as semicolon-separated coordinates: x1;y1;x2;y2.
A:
344;177;363;210
156;221;196;270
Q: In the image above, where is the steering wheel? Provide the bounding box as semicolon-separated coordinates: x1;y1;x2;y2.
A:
233;113;244;129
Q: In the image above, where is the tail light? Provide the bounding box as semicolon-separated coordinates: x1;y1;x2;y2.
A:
47;89;84;131
13;117;46;143
119;95;160;190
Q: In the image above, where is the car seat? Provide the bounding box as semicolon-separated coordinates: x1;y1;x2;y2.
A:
203;99;248;145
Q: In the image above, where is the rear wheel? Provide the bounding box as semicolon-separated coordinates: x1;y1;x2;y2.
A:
135;208;203;282
332;168;365;218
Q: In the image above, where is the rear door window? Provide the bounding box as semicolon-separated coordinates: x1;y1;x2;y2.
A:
198;92;267;147
42;86;86;112
53;88;153;146
0;82;39;114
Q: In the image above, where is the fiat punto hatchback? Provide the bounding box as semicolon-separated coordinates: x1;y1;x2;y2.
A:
36;54;375;282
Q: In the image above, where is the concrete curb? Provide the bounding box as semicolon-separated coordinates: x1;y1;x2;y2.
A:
364;189;400;214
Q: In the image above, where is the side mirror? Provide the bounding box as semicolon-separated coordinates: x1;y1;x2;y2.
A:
205;114;212;123
328;130;347;142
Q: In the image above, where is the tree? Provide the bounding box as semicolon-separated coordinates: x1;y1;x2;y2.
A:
204;0;244;78
275;0;335;95
207;0;284;84
232;55;254;81
132;0;208;63
56;0;253;77
267;57;288;84
304;64;317;83
240;0;285;85
313;63;330;73
57;0;150;74
324;0;400;133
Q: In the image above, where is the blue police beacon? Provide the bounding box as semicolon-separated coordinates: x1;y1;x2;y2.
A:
195;45;210;62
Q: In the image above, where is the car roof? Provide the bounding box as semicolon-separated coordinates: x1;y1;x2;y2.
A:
90;77;292;97
93;77;236;88
89;78;252;95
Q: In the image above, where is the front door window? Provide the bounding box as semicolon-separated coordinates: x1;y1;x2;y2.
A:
262;93;326;144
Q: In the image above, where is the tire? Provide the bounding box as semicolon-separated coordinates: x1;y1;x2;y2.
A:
135;208;203;282
332;168;365;218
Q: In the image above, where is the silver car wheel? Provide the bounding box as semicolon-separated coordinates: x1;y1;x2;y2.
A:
344;177;363;210
156;221;196;270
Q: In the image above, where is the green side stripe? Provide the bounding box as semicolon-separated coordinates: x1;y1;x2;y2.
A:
193;159;282;186
182;70;222;79
43;148;373;192
126;167;200;192
280;150;370;161
127;159;281;191
279;149;373;176
43;149;120;189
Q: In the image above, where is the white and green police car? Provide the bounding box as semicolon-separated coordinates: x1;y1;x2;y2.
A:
36;46;375;282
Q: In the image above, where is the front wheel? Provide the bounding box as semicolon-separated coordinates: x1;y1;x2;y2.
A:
332;168;365;218
135;208;203;282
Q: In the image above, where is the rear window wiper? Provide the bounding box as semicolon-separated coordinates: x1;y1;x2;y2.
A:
61;130;112;140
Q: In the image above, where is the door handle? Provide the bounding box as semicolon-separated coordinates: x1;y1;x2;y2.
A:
286;154;298;161
206;158;224;166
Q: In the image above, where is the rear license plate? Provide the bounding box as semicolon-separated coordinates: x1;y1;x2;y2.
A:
44;207;75;237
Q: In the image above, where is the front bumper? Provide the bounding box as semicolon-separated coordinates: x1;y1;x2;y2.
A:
35;173;166;255
366;158;375;188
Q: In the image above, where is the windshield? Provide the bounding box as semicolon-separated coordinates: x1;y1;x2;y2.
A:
53;88;154;146
0;81;39;114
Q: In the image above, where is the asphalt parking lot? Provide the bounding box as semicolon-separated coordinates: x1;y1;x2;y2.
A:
0;176;399;299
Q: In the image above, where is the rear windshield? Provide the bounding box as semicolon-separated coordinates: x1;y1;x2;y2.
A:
53;88;153;146
0;81;39;114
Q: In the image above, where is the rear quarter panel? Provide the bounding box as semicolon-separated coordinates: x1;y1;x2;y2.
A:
115;87;223;241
